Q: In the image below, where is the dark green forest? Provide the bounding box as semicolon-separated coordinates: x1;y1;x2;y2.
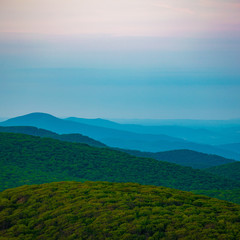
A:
1;181;240;240
1;132;239;193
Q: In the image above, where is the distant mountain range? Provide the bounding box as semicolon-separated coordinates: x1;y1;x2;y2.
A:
113;118;240;127
1;112;240;160
0;112;182;142
67;117;240;145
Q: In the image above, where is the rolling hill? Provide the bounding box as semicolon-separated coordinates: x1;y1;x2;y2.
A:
117;148;236;169
1;181;240;239
1;112;240;160
1;132;239;192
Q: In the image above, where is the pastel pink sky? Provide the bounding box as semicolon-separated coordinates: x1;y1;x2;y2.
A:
0;0;240;37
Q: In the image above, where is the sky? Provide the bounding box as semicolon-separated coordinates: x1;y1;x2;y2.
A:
0;0;240;119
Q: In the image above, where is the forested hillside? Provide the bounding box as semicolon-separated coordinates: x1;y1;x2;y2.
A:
1;181;240;240
1;132;239;192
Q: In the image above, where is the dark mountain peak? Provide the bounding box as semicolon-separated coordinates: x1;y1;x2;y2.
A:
1;112;58;124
